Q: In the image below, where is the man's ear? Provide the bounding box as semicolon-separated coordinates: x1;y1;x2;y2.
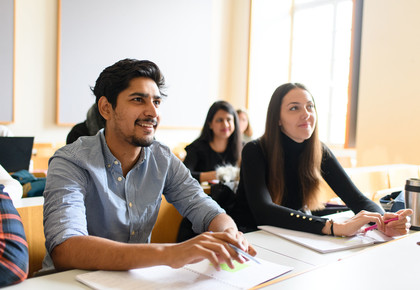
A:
98;96;112;121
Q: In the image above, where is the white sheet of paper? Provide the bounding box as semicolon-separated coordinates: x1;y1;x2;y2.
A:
76;257;293;290
258;225;394;253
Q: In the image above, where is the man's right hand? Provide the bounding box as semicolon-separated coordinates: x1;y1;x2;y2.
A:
165;231;254;270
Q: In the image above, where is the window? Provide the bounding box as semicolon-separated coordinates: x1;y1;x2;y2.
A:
248;0;359;146
290;0;353;145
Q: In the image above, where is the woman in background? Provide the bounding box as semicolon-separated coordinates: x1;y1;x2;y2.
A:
236;109;253;143
231;83;412;237
178;101;242;242
183;101;242;183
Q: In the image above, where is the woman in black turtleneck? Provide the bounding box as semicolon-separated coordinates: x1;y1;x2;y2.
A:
231;83;411;237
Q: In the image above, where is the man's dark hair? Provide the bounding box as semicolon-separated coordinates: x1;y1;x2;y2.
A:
92;58;166;109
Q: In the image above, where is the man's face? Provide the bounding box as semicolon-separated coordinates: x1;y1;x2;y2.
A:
103;77;161;148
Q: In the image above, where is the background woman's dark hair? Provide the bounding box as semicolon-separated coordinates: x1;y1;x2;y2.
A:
92;58;166;109
199;101;242;164
260;83;323;210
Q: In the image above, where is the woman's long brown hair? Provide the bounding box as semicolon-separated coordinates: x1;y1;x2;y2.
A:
260;83;323;210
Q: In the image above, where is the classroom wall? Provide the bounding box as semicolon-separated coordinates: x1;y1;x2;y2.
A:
7;0;420;166
356;0;420;166
8;0;250;149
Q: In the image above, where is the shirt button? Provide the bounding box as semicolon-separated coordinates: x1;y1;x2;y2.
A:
290;213;294;216
303;216;306;219
129;202;132;208
117;177;122;181
309;218;313;221
107;164;111;168
296;215;300;218
114;160;119;165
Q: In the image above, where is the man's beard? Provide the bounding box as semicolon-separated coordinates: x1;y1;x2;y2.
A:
129;135;154;147
130;118;158;147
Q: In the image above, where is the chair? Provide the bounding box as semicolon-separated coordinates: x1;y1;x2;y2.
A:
31;143;65;172
15;197;46;278
387;164;420;188
151;195;183;243
171;142;189;161
372;164;420;203
345;167;390;200
31;143;54;172
318;178;339;204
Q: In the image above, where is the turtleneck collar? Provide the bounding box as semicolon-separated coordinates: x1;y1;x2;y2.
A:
281;131;306;156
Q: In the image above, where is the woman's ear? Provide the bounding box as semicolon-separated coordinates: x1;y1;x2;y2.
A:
97;96;112;121
278;120;282;127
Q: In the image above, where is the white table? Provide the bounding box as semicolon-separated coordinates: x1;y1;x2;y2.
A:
260;230;420;289
7;230;418;289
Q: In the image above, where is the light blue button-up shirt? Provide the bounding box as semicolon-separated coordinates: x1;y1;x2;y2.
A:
42;130;224;270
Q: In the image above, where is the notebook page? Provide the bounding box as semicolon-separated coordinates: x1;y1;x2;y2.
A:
185;258;293;289
76;265;239;290
258;225;378;253
76;258;293;290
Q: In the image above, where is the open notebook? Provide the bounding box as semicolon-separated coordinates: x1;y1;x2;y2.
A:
76;257;293;290
258;225;394;253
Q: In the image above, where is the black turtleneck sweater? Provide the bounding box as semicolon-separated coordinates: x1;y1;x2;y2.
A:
231;134;383;235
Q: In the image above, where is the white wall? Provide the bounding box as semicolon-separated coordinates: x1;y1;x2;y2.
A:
10;0;419;167
356;0;420;166
8;0;251;149
10;0;65;146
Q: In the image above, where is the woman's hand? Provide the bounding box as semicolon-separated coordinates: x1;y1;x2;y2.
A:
330;210;384;237
200;171;217;183
379;209;413;237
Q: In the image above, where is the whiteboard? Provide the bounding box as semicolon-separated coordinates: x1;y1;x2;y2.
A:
58;0;213;127
0;0;14;123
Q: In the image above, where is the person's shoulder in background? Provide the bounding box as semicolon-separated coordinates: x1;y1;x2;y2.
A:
0;164;23;202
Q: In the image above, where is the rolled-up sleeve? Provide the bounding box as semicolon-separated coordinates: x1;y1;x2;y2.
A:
43;156;89;254
164;154;224;233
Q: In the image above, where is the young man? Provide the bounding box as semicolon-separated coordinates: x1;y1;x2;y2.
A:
42;59;256;272
0;185;29;286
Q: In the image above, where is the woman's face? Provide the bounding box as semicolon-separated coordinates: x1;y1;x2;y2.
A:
279;88;316;143
210;109;235;140
238;112;249;134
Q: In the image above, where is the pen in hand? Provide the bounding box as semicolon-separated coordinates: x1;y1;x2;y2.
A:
228;243;260;264
363;217;399;233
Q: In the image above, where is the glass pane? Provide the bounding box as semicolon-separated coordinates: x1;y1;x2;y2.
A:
291;0;352;145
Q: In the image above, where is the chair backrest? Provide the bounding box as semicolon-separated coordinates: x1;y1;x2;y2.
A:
15;198;45;278
318;179;338;203
171;142;189;161
31;143;65;171
345;166;390;200
387;164;420;188
151;195;183;243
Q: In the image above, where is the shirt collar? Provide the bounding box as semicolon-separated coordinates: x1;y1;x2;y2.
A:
99;129;147;170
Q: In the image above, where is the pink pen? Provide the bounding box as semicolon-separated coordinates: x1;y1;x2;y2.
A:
363;217;399;233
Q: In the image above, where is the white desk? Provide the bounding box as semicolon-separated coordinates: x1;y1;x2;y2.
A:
4;230;419;289
261;230;420;289
5;269;89;289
